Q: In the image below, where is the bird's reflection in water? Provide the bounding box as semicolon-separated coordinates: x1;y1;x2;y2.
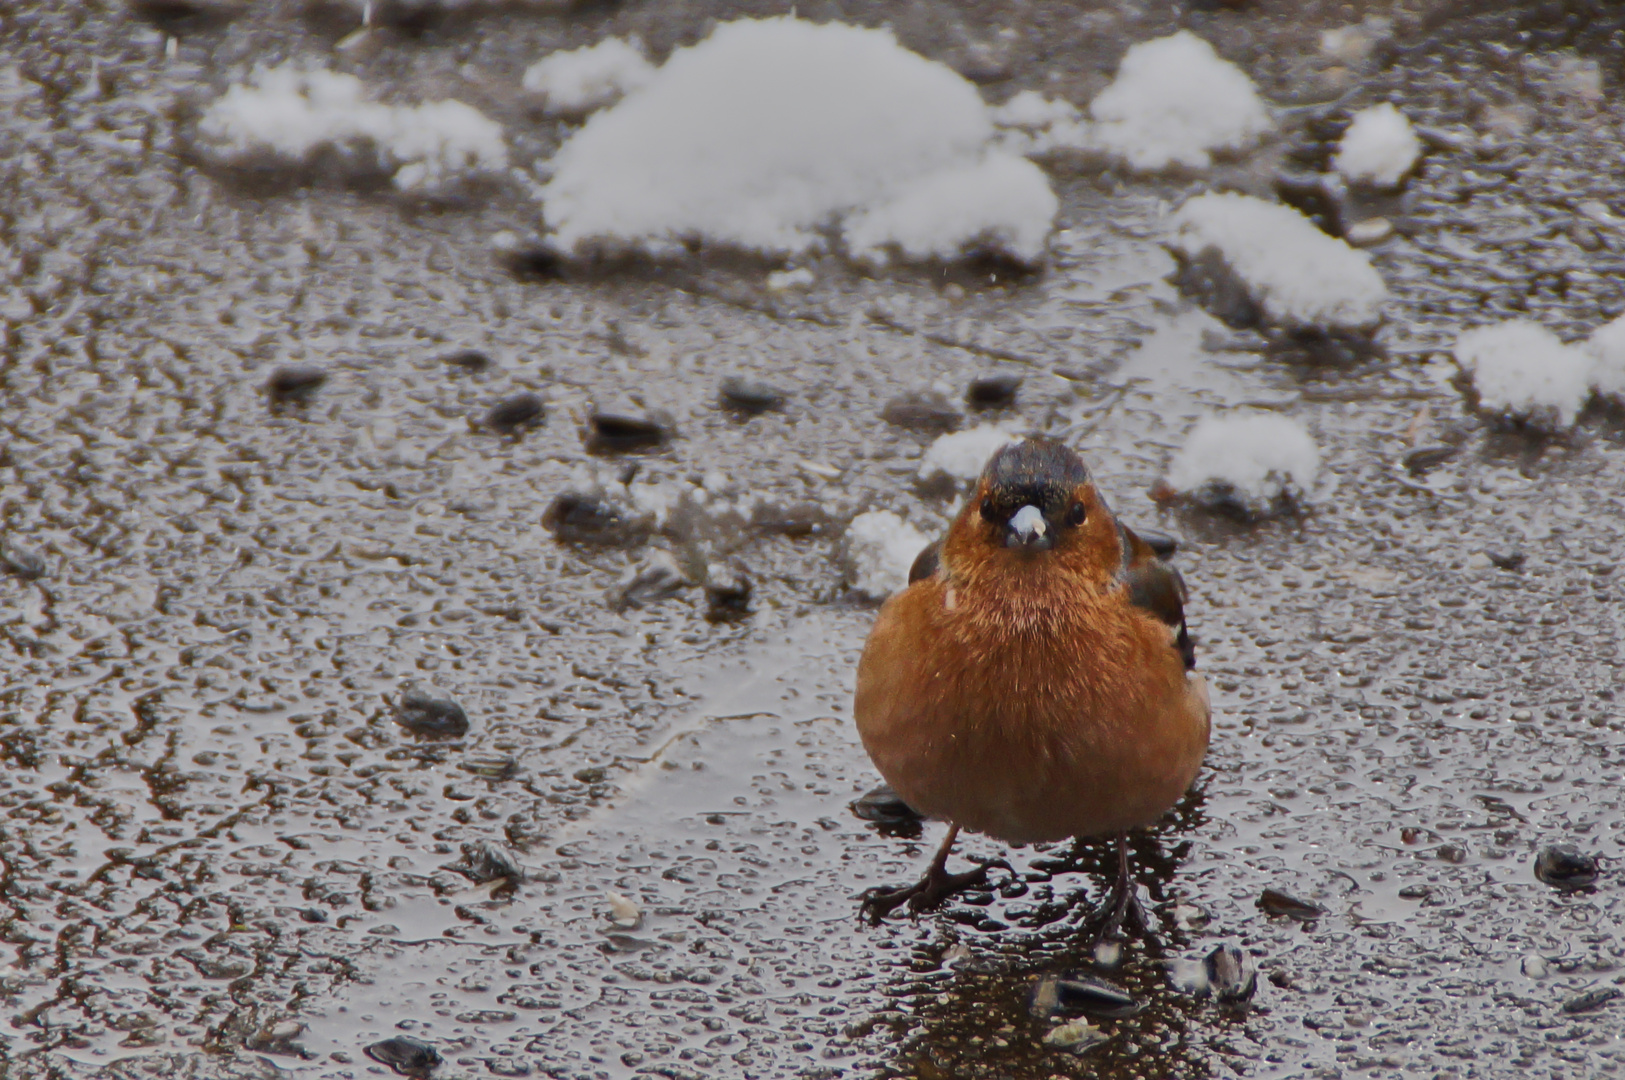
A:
865;787;1239;1080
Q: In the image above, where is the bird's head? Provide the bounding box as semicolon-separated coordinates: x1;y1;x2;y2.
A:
942;439;1122;585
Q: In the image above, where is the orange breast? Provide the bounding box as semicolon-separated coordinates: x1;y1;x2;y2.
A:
854;579;1211;844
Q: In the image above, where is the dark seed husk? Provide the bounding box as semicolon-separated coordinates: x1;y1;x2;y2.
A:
966;374;1022;409
461;754;519;781
364;1035;442;1077
1562;986;1621;1014
587;412;669;454
720;376;787;415
1054;976;1141;1018
1487;549;1526;571
1403;445;1459;475
704;560;752;621
486;392;544;434
444;349;491;372
542;493;651;548
265;364;327;402
395;690;470;738
1135;529;1179;559
750;500;829;538
1204;943;1257;1004
850;784;922;826
1535;844;1599;889
451;840;524;884
881;391;962;433
1257;888;1325;920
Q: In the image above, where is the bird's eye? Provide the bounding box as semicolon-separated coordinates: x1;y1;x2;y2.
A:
1066;502;1086;526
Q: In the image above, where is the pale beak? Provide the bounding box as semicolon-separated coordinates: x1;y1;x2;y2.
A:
1007;504;1050;550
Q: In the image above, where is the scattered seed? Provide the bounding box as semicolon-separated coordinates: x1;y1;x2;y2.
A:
443;349;491;372
1403;445;1459;474
364;1035;442;1077
586;412;669;454
452;840;523;884
966;374;1022;409
486;392;544;434
1054;976;1140;1018
1562;986;1621;1014
704;560;752;621
461;754;519;781
1487;549;1526;571
1535;844;1599;889
720;376;787;415
542;493;651;547
265;364;326;403
881;391;962;432
608;550;688;610
1256;888;1325;920
0;544;46;580
1204;943;1257;1004
606;891;642;931
1042;1018;1106;1052
395;689;470;738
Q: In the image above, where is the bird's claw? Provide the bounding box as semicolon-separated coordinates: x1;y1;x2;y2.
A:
858;857;1014;925
1093;874;1149;943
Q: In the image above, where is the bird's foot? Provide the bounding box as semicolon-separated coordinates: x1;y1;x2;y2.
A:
859;858;1012;925
1093;872;1148;943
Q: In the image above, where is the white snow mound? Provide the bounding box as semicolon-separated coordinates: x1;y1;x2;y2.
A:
1165;413;1321;514
541;17;1056;264
845;511;930;600
1334;103;1421;188
1170;193;1388;330
918;426;1020;482
1586;314;1625;399
1086;31;1272;171
198;65;507;193
1455;321;1592;427
522;38;654;115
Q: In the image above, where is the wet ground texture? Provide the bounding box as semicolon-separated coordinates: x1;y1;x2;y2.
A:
4;1;1625;1078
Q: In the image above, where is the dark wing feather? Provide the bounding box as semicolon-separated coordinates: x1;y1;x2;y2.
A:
908;540;942;584
1118;524;1196;670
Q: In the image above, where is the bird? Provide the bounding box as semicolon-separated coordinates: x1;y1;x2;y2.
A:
853;438;1210;935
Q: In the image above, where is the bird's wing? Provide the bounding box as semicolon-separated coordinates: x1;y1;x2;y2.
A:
1117;524;1196;670
908;539;942;584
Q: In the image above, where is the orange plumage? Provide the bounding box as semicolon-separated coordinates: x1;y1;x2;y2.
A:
853;438;1210;923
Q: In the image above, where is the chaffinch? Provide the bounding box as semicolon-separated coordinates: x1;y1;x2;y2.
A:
854;438;1211;933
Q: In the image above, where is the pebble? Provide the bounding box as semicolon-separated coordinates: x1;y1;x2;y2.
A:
1204;943;1257;1004
1403;445;1459;474
1256;888;1325;920
364;1035;442;1077
265;364;327;403
1534;844;1599;889
965;374;1022;410
542;493;651;547
606;891;643;931
0;543;47;581
443;349;491;372
486;392;544;434
395;689;470;738
608;550;689;610
719;376;787;416
881;391;962;433
703;559;752;621
452;840;524;885
1561;986;1621;1014
586;412;670;454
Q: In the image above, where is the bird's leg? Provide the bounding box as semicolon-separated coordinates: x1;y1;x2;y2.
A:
859;824;1008;925
1095;832;1147;941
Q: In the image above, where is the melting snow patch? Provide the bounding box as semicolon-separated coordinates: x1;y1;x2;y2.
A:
1164;413;1320;516
540;17;1056;265
1334;103;1420;188
522;38;654;115
1085;31;1272;171
198;65;507;193
918;426;1020;482
1586;314;1625;399
1455;321;1591;428
1170;193;1388;331
845;511;930;600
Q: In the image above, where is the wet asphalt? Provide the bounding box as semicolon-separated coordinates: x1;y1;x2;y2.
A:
3;1;1625;1078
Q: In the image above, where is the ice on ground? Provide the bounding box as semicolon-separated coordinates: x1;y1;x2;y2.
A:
1455;321;1591;428
765;267;814;290
540;17;1056;265
1164;413;1320;515
1085;31;1272;171
1586;314;1625;399
845;511;930;600
1169;193;1388;330
918;426;1020;482
198;65;507;193
522;38;654;115
1334;103;1420;188
991;90;1079;131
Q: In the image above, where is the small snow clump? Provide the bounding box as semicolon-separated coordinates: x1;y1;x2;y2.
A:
198;65;507;193
1085;31;1272;171
1165;413;1321;515
1333;103;1420;188
918;426;1020;482
541;17;1056;265
522;38;655;115
1170;193;1388;330
1586;313;1625;399
1455;321;1592;427
845;511;930;600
